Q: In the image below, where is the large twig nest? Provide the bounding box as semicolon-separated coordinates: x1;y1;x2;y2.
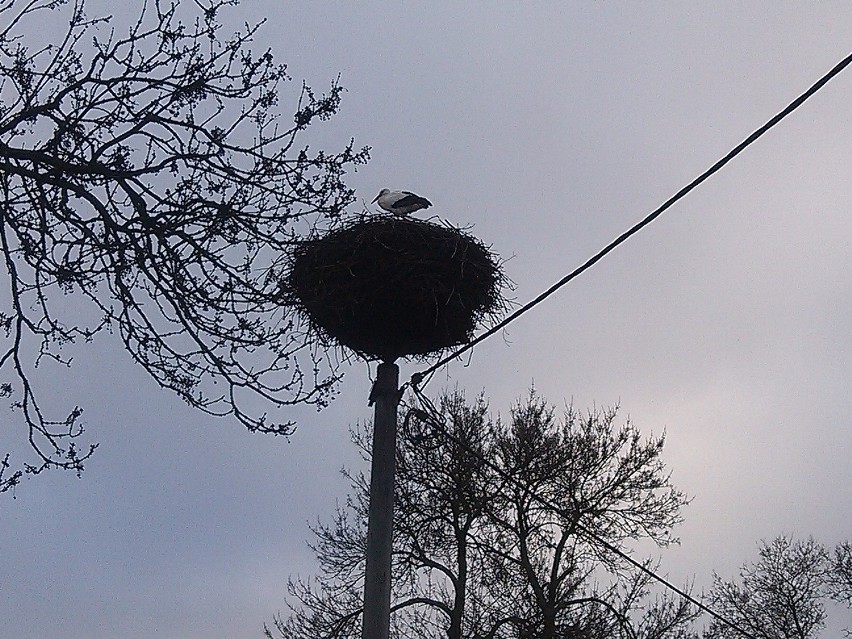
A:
284;216;507;362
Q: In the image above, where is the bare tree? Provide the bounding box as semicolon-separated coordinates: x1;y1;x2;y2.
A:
267;388;699;639
828;542;852;606
827;542;852;638
480;392;696;639
704;536;831;639
0;0;368;492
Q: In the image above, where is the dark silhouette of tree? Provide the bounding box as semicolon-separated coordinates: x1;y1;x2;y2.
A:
828;542;852;637
829;542;852;603
704;536;833;639
266;388;699;639
0;0;368;492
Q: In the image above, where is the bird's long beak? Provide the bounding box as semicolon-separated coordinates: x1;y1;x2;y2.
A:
371;194;380;203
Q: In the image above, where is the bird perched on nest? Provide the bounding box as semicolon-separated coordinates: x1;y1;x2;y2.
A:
372;189;432;216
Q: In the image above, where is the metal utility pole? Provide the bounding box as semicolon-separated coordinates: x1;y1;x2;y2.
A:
361;361;400;639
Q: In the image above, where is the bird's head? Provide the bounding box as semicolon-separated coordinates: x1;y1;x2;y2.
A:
372;188;389;203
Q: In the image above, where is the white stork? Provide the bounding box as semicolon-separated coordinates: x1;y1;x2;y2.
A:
372;189;432;216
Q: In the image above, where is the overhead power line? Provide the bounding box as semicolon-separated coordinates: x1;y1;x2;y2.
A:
409;386;760;639
410;50;852;390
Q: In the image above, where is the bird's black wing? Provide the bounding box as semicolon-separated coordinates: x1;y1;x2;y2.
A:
392;194;432;209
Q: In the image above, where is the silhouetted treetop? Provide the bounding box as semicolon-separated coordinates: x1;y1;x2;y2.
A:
0;0;369;492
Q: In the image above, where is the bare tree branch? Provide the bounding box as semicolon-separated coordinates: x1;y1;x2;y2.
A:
705;536;831;639
271;388;699;639
0;0;369;492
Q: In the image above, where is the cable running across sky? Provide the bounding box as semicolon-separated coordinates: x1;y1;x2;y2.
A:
409;50;852;391
409;385;761;639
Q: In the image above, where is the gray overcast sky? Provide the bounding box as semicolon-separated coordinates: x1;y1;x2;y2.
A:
2;2;851;638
